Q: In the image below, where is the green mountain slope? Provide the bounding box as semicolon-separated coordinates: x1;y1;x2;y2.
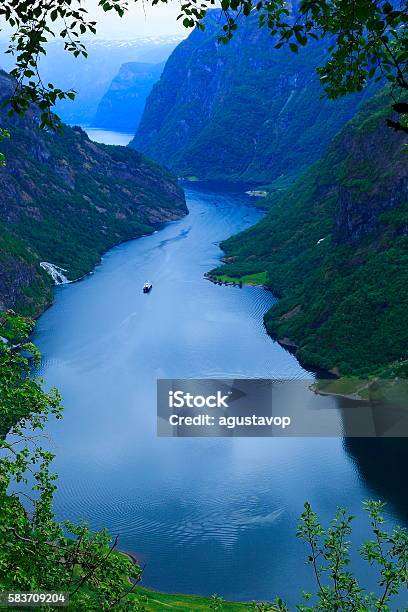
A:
92;62;164;133
213;90;408;376
132;10;376;185
0;71;187;316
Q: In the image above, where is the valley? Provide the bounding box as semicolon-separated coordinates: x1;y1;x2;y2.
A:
33;179;408;607
132;11;377;185
214;89;408;377
1;4;407;608
0;72;186;316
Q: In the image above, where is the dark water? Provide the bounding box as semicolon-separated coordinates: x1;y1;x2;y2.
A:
34;187;407;606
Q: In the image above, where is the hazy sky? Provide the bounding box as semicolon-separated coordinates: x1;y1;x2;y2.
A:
85;0;187;38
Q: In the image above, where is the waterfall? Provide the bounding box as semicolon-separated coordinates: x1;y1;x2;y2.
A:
40;262;70;285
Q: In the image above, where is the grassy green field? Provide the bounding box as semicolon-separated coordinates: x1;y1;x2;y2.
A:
211;271;268;286
73;553;255;611
131;587;249;611
314;376;366;397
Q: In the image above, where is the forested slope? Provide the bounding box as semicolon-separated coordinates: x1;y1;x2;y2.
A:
0;71;187;316
132;10;376;185
213;90;408;375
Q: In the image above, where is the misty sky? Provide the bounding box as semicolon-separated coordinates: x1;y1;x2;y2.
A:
86;0;187;38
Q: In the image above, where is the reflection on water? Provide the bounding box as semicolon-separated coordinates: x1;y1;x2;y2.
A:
33;186;408;606
344;437;408;521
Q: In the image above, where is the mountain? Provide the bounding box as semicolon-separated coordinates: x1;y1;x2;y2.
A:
0;37;183;125
92;62;164;133
131;11;376;185
211;90;408;376
0;71;187;316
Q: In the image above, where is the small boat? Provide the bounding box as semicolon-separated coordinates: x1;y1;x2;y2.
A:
143;281;152;293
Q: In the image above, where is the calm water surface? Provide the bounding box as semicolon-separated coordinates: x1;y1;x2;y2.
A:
81;127;134;146
33;130;408;605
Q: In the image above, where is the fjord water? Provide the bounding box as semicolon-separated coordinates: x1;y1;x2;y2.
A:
79;127;134;146
34;184;407;604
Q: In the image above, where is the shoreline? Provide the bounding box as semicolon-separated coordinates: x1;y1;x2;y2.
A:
29;212;188;322
205;268;359;393
120;551;248;610
33;187;365;404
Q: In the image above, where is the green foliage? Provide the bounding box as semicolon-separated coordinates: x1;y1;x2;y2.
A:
140;501;406;610
0;311;142;610
208;271;267;285
0;0;98;129
0;71;185;315
216;89;408;375
248;601;287;611
130;587;249;610
0;311;60;437
291;500;408;611
210;594;225;610
0;127;10;166
0;221;53;316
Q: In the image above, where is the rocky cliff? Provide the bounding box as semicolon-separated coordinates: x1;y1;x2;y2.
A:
213;90;408;375
1;38;181;125
92;62;164;133
330;98;408;246
131;10;376;185
0;71;187;316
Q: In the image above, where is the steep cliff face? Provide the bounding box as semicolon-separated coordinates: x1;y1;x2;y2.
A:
92;62;164;132
330;98;408;245
0;71;187;316
1;38;181;125
131;11;375;184
214;90;408;375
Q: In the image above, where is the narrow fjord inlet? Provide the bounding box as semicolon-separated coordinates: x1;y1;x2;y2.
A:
33;180;407;606
1;2;407;607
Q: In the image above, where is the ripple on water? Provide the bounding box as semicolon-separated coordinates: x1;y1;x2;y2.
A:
34;187;408;606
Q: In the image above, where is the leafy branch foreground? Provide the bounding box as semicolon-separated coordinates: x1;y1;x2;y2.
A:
0;311;407;611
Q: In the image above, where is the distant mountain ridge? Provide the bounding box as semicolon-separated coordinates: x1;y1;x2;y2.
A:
0;71;187;316
92;62;164;133
0;37;183;125
131;10;377;185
